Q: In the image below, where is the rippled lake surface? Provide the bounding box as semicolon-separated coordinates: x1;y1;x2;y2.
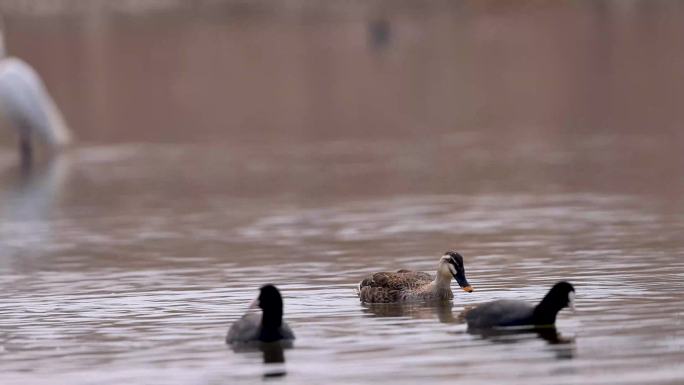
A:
1;1;684;384
0;134;682;385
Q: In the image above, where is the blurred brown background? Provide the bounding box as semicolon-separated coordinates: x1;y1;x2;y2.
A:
2;0;683;144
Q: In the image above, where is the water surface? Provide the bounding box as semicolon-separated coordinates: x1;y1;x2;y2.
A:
0;1;683;384
0;136;682;385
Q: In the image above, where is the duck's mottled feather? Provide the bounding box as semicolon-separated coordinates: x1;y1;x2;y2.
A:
358;270;443;303
396;270;433;281
361;270;433;289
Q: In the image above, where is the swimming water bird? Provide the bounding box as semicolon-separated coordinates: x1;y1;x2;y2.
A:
357;251;474;303
0;20;72;167
464;281;575;328
226;284;295;345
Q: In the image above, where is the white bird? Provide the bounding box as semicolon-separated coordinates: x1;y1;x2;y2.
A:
0;19;72;167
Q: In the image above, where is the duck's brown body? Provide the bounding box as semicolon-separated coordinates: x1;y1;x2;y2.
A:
357;252;473;303
358;270;453;303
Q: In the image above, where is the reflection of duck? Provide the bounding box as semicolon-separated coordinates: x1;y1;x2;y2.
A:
357;251;473;303
362;301;457;323
464;282;575;328
0;19;72;168
226;285;295;345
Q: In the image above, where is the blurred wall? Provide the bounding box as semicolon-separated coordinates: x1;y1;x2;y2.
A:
1;0;683;144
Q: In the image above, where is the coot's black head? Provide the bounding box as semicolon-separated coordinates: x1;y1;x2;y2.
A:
257;285;285;342
443;251;473;292
258;284;283;313
533;281;575;325
546;281;575;309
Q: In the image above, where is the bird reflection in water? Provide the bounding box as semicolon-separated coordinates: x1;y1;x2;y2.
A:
362;301;458;323
1;155;70;213
229;341;290;379
464;323;576;360
0;155;71;261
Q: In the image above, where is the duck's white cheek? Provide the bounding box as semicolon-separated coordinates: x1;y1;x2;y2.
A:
447;264;457;276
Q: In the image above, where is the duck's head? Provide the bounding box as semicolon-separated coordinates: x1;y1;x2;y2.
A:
440;251;473;292
258;284;284;313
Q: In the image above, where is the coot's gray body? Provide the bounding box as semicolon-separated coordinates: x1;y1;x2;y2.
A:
464;300;537;328
465;282;575;329
226;313;295;344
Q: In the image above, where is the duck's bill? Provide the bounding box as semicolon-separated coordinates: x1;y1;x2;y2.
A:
454;272;474;292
